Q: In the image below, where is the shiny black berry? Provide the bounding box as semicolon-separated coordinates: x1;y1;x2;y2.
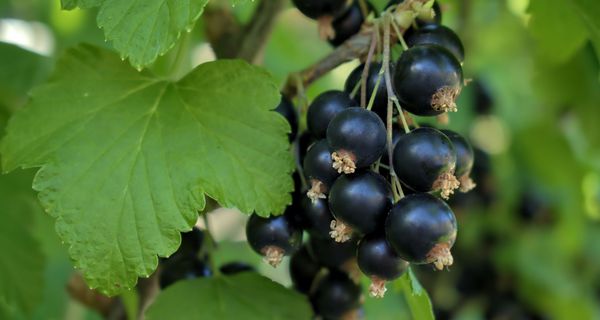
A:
327;108;387;174
385;193;457;270
159;259;212;289
441;129;475;192
297;131;315;163
246;213;303;267
290;245;322;294
219;262;255;275
308;235;358;269
357;234;409;297
303;140;341;200
329;1;374;47
392;127;459;199
387;0;442;26
329;171;393;241
405;24;464;62
299;195;335;239
344;62;392;119
275;95;298;141
307;90;357;138
393;45;463;116
292;0;351;20
310;270;362;319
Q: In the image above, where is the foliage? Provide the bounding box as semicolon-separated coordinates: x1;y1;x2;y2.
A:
0;0;599;318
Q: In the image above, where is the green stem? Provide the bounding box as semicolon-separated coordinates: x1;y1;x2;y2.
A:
170;31;191;80
202;212;219;275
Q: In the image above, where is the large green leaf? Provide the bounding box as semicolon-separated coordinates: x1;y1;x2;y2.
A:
145;273;312;320
528;0;588;64
0;170;45;314
394;269;435;320
0;44;293;295
61;0;209;68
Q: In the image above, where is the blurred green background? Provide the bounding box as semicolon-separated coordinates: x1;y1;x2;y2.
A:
0;0;599;319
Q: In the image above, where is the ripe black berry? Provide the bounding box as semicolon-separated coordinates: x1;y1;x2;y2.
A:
291;0;350;20
392;127;459;199
308;235;358;269
307;90;356;138
405;24;465;62
290;245;322;294
297;131;315;163
387;0;442;26
299;195;335;239
344;62;392;119
357;234;409;297
329;1;374;47
329;171;393;242
219;262;255;275
303;139;341;201
246;213;302;267
393;45;463;116
159;259;212;289
327;107;387;174
385;193;457;270
275;95;298;141
310;270;362;319
441;129;476;192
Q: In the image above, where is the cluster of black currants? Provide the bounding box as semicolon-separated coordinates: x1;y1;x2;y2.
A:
158;227;254;289
245;0;480;315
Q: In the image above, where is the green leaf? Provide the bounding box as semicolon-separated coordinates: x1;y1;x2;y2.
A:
60;0;208;68
0;44;293;295
0;170;45;314
528;0;589;64
145;273;312;320
394;269;434;320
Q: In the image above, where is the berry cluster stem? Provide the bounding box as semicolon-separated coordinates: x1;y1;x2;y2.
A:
361;27;379;108
382;13;405;202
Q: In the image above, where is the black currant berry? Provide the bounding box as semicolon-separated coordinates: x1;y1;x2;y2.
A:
473;80;494;115
310;270;362;319
290;245;322;294
386;193;457;270
275;95;298;141
357;233;409;297
329;1;374;47
344;62;392;119
299;195;335;239
291;0;350;20
246;213;303;267
307;90;357;139
440;129;476;192
308;235;358;269
303;140;341;201
393;45;463;116
297;131;315;163
219;262;255;275
159;259;212;289
392;127;459;199
327;107;387;174
405;24;464;62
387;0;442;26
329;171;393;242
